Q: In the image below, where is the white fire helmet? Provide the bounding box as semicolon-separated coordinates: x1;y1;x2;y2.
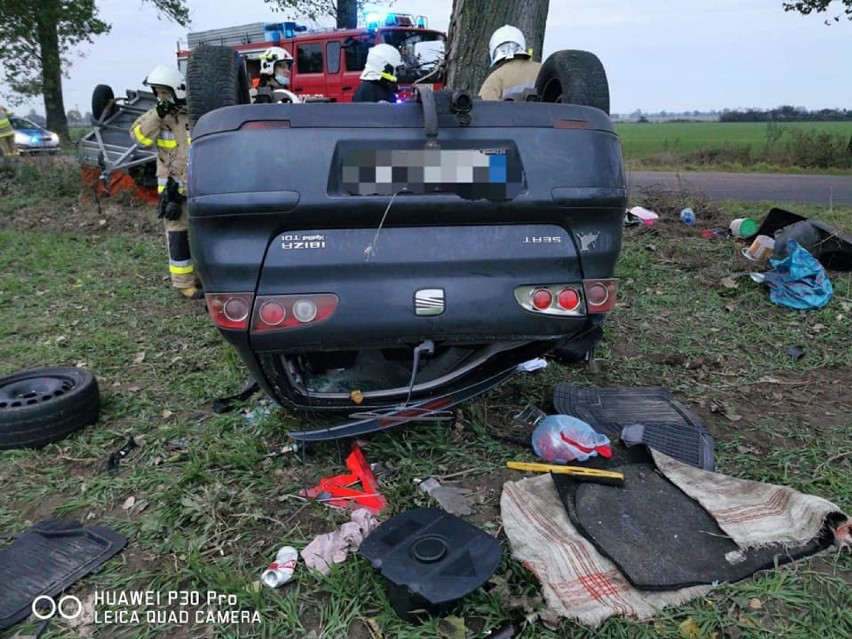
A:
143;65;187;100
360;44;403;82
260;47;293;75
488;25;530;66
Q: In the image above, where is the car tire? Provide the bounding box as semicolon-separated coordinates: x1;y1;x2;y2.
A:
535;50;610;114
186;46;251;128
92;84;116;122
0;367;100;449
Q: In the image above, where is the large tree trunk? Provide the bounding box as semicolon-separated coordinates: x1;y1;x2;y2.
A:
445;0;550;93
35;1;69;142
336;0;358;29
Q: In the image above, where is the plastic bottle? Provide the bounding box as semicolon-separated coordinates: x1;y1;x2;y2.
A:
261;546;298;588
680;207;696;225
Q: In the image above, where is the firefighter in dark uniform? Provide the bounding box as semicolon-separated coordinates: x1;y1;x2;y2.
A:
130;65;201;299
353;44;403;103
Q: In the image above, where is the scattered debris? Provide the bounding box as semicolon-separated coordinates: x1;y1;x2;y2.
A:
359;508;502;623
512;404;547;430
105;436;138;476
418;477;478;517
788;345;806;360
261;546;298;588
299;443;387;514
742;235;775;263
531;415;612;463
761;241;833;310
301;508;377;576
0;520;127;631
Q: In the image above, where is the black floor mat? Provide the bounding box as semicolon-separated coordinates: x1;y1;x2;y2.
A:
552;384;714;470
0;519;127;630
552;463;829;590
621;422;715;471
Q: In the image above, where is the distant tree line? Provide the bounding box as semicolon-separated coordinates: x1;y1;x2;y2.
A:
720;105;852;123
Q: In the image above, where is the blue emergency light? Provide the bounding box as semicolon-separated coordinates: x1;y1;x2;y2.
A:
364;11;381;31
363;11;423;31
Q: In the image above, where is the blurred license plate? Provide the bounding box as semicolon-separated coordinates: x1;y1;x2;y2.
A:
340;147;523;199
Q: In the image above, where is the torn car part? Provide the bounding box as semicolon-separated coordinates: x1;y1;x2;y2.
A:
358;508;502;623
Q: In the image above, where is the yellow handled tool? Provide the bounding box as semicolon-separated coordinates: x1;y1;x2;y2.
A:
506;461;624;483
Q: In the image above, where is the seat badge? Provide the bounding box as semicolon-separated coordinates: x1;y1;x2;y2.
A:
415;289;445;316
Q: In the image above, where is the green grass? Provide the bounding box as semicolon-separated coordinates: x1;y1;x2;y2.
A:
616;121;852;156
616;121;852;173
0;161;850;638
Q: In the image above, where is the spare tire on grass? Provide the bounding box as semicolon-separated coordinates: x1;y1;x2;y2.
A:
186;46;251;128
0;367;100;449
535;50;610;114
92;84;116;122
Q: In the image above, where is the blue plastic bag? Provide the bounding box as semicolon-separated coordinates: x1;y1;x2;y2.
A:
531;415;612;463
763;241;833;310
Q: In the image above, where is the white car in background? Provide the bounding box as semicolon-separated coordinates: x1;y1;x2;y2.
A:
11;116;60;155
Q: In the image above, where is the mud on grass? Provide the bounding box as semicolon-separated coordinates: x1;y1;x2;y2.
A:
0;183;850;638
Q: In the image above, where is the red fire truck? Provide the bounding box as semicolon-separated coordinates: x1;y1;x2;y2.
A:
78;12;446;200
177;12;446;102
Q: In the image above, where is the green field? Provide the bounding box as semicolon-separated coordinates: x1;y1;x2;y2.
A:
615;120;852;158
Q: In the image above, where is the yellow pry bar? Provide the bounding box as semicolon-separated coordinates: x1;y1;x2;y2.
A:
506;461;624;480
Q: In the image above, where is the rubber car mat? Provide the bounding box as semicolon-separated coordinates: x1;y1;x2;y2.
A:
621;422;715;472
552;384;714;470
0;519;127;630
552;463;829;590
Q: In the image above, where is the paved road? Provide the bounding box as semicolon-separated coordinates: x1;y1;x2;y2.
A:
628;171;852;206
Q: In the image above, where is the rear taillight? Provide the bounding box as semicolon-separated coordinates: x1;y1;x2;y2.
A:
582;279;618;313
206;293;254;329
251;294;338;332
514;279;617;316
531;289;553;310
514;284;584;316
558;288;581;311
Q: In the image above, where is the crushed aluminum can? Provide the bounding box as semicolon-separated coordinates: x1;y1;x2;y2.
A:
261;546;298;588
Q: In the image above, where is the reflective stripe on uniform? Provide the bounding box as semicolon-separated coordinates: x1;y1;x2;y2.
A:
156;138;177;149
169;262;195;275
132;124;154;146
0;115;14;137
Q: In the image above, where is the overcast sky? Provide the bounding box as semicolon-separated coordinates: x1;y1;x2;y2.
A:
3;0;850;117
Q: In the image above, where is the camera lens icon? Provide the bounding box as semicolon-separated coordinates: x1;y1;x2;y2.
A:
32;595;83;620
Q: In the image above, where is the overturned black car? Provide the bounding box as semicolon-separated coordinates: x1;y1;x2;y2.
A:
186;48;625;439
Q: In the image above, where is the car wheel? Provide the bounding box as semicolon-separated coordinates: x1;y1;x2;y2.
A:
0;367;100;449
92;84;116;122
186;46;251;128
535;50;610;114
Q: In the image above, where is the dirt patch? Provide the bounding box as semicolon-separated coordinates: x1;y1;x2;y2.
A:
0;157;160;236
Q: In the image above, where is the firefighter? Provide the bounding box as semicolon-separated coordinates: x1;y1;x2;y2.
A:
130;65;201;300
353;44;402;103
478;25;542;101
258;47;293;90
0;104;18;157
